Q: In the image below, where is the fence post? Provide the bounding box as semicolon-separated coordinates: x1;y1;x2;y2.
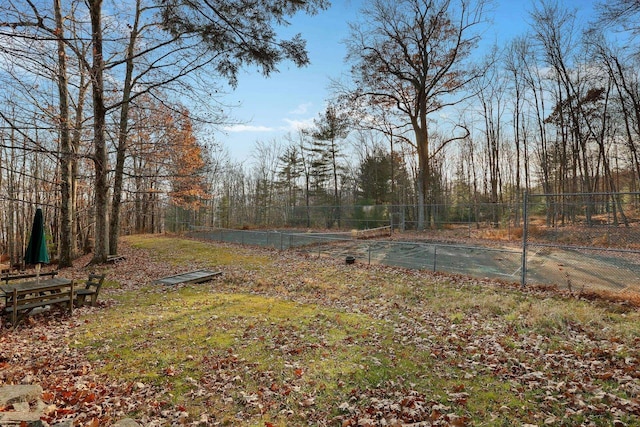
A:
521;192;529;288
433;245;437;272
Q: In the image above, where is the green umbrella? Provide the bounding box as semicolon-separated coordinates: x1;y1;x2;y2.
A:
24;208;49;281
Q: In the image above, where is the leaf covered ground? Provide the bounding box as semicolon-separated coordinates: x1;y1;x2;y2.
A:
0;235;639;426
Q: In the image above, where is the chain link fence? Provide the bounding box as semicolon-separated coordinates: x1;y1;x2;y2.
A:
522;193;640;296
186;192;640;300
187;227;523;283
181;202;526;234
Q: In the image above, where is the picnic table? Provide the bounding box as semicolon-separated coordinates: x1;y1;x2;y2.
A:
1;277;74;328
1;270;58;284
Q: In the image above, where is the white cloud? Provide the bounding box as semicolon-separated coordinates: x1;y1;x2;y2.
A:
289;102;313;115
221;115;315;136
224;124;275;133
282;117;315;131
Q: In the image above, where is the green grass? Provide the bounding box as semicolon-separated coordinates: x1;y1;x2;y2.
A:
76;283;384;423
130;234;272;269
71;235;640;426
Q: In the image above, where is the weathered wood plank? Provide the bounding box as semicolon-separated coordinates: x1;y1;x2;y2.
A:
153;270;222;285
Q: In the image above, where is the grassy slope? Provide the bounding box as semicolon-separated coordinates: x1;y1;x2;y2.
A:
74;235;640;426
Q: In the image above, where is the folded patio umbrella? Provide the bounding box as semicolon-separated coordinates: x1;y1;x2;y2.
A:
24;208;49;281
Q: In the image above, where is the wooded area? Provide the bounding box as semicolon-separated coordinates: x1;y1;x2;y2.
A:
0;0;328;266
200;0;640;231
2;0;640;267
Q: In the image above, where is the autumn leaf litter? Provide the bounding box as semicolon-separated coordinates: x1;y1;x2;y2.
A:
0;237;638;426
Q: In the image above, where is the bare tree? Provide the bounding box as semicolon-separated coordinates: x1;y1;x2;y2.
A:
474;53;506;225
0;0;88;266
595;0;640;41
1;0;331;263
344;0;489;229
504;38;532;202
54;0;74;267
250;140;282;226
531;1;592;224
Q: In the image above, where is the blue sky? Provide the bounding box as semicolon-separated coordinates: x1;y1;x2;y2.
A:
214;0;598;163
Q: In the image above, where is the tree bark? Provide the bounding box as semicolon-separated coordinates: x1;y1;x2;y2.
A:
54;0;74;267
89;0;109;264
109;0;141;256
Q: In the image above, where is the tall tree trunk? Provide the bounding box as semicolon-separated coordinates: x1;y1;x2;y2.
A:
54;0;74;267
514;92;522;214
599;83;629;226
331;138;340;228
416;126;429;230
109;0;141;256
89;0;109;264
7;129;17;267
72;72;88;255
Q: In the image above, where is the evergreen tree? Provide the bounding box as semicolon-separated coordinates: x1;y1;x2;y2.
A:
308;104;350;227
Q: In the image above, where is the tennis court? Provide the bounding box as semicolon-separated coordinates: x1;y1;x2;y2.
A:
189;228;640;295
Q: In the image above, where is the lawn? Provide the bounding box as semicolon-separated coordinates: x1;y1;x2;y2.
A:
1;235;639;426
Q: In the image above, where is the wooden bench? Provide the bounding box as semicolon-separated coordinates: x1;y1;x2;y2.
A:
107;255;125;263
1;278;74;328
1;271;58;284
75;273;106;307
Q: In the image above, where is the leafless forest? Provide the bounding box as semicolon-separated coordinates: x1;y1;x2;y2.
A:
2;0;640;269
